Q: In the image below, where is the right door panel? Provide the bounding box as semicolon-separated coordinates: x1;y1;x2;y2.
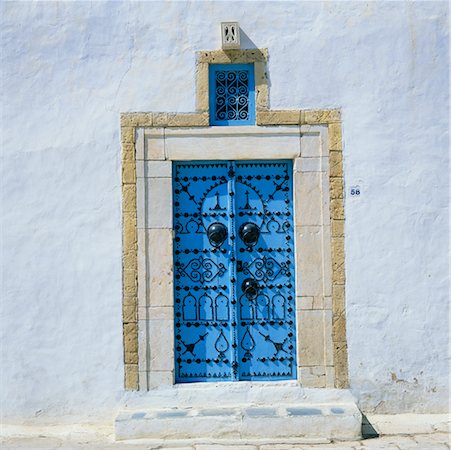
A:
235;161;296;380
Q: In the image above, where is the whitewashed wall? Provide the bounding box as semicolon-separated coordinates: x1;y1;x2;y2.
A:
1;1;448;422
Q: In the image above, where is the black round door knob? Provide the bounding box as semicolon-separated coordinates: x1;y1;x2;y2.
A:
242;278;259;299
207;222;227;248
239;222;260;247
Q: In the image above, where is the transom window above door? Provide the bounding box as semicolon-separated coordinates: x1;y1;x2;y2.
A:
209;64;255;126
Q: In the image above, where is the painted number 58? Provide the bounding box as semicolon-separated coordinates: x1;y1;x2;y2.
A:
350;186;361;196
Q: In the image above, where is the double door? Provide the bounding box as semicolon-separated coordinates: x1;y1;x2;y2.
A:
173;160;296;382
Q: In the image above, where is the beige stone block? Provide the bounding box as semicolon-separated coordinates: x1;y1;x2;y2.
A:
123;212;137;250
334;340;348;355
120;113;133;127
295;155;329;173
324;309;333;366
257;110;300;125
149;319;174;371
197;50;227;64
331;237;345;266
122;161;136;184
328;122;342;150
333;312;347;343
125;350;138;365
312;296;324;309
329;150;343;178
135;112;153;127
125;364;138;390
330;198;344;220
123;295;137;307
123;249;137;272
255;62;269;111
121;126;135;144
334;343;349;388
304;109;341;124
311;365;326;376
299;366;326;388
138;318;148;372
325;366;335;388
332;283;345;302
144;161;172;178
147;229;173;307
123;269;137;296
148;371;173;388
320;156;330;172
293;157;302;171
234;48;268;62
152;112;168;127
122;184;136;213
299;110;306;125
123;315;138;335
322;224;333;298
145;130;165;161
137;229;147;307
324;296;332;309
148;306;174;320
294;172;322;226
138;371;148;391
195;62;209;112
196;48;268;64
297;309;325;366
330;177;344;199
146;178;172;228
136;160;144;178
255;89;269;112
295;226;323;296
168;113;209;127
321;170;331;220
122;142;135;161
124;322;138;364
295;156;326;172
335;367;349;388
138;306;148;321
332;266;345;285
331;219;345;237
123;305;137;323
296;296;313;310
332;284;346;315
299;133;322;159
135;128;145;160
165;126;300;161
120;112;152;127
136;178;145;229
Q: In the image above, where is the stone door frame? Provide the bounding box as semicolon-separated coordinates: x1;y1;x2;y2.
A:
120;48;348;390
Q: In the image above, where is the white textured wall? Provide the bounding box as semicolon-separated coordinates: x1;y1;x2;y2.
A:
1;1;448;422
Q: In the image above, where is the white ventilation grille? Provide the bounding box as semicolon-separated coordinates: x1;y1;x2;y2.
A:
221;22;240;50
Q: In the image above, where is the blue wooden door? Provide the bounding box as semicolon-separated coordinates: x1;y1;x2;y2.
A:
173;161;296;382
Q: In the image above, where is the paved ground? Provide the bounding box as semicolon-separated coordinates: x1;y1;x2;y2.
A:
0;433;450;449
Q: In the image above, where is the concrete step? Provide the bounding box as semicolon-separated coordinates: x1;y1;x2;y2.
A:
115;384;362;442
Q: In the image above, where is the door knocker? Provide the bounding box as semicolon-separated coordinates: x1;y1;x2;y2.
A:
239;222;260;248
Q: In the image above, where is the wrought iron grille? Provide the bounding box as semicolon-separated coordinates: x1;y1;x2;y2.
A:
173;160;296;382
209;64;255;126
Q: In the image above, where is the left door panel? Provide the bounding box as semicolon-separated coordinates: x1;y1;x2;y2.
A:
173;162;235;382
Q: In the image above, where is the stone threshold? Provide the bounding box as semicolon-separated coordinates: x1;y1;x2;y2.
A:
117;437;333;447
115;385;362;441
